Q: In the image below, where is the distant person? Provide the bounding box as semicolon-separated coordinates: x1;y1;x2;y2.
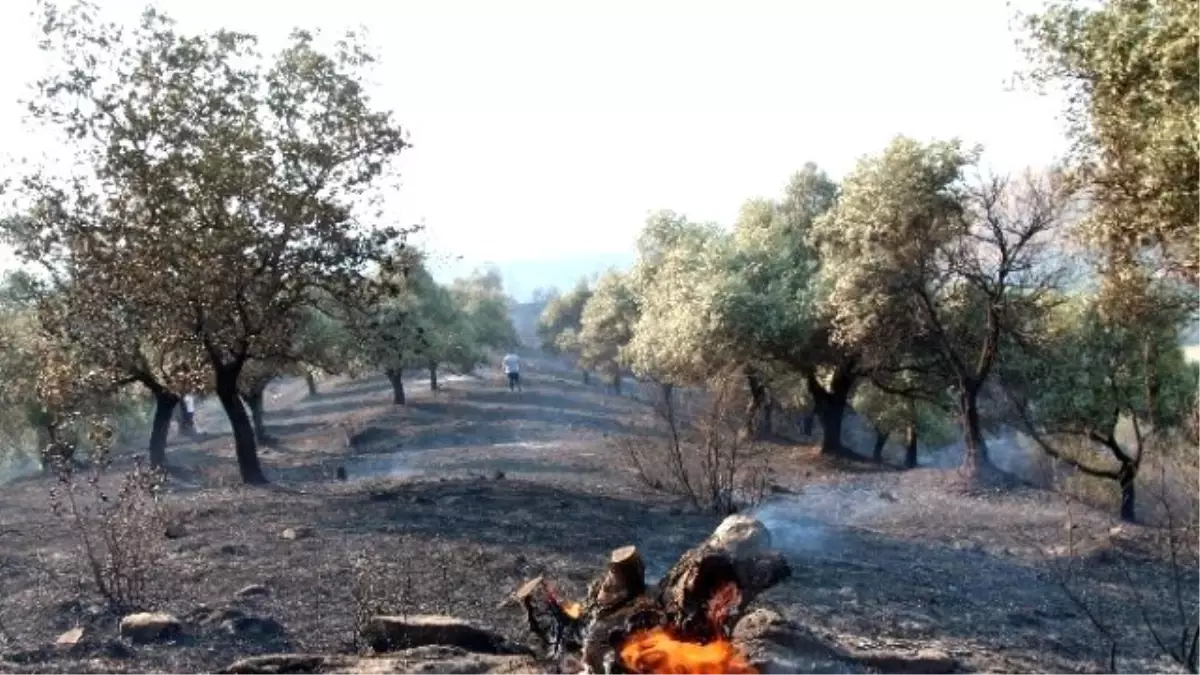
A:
502;351;522;392
178;393;198;436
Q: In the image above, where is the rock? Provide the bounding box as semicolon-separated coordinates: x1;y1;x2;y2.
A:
119;612;183;644
336;467;347;481
360;615;514;655
857;647;958;674
165;522;188;539
492;470;506;480
733;609;865;674
55;627;84;648
708;514;771;558
280;527;313;541
236;584;271;599
218;543;250;556
221;647;539;674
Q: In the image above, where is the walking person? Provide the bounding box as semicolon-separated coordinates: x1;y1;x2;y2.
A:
178;392;198;436
502;350;522;392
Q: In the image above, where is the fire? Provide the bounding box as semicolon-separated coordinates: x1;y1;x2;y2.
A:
618;628;757;674
561;601;583;619
619;580;755;674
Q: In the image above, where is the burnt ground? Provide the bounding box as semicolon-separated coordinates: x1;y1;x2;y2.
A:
0;353;1196;674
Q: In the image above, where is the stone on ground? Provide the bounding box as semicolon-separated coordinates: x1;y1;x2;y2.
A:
222;647;541;674
119;612;183;644
360;615;513;655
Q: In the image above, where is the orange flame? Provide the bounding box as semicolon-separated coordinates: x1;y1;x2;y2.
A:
618;628;757;674
619;580;755;674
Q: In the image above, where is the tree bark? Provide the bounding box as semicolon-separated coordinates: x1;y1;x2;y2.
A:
800;411;814;437
745;368;769;440
660;382;674;406
386;368;406;405
148;390;179;469
904;423;919;469
807;364;856;455
429;362;438;391
872;429;889;463
244;390;267;443
215;367;267;485
612;373;622;395
305;371;319;397
582;370;590;385
1118;464;1137;523
958;381;991;477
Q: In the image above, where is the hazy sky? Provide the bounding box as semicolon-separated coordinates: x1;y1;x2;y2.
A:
0;0;1069;274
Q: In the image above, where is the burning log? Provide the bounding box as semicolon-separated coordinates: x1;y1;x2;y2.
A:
514;515;792;674
510;576;587;660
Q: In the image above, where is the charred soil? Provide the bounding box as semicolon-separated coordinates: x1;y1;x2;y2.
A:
0;355;1194;673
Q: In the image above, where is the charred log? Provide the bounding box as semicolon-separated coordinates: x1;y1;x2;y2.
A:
516;516;791;674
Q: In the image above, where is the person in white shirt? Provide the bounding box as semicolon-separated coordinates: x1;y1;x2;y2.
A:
502;352;521;392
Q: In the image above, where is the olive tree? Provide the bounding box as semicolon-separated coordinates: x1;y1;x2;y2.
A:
1020;0;1198;286
1004;289;1197;521
12;2;411;483
578;271;639;394
812;137;1072;478
711;166;858;453
537;279;593;379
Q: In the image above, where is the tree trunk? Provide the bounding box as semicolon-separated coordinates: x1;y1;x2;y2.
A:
1118;464;1137;523
872;429;889;463
807;364;856;455
386;368;406;405
800;412;814;437
215;367;267;485
904;423;919;469
244;390;267;443
306;371;319;397
582;370;590;385
660;382;674;406
429;362;438;391
958;382;990;477
745;368;769;440
612;373;622;396
148;390;179;469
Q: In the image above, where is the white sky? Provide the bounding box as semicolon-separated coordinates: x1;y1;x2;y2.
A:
0;0;1069;274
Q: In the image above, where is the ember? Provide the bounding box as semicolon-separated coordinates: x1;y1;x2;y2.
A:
511;515;792;675
619;628;757;675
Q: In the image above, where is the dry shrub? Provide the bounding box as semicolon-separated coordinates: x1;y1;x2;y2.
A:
46;415;169;613
350;549;414;653
1034;445;1199;673
621;376;770;515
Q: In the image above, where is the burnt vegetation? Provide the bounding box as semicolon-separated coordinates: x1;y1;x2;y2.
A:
0;0;1196;673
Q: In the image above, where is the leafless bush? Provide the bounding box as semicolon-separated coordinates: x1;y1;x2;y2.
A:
1028;449;1199;673
350;549;415;653
46;415;169;613
621;376;771;515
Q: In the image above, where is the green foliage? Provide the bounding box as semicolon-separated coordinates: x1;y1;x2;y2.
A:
852;380;955;446
714;165;838;372
1021;0;1199;284
578;271;638;379
624;217;732;386
1011;291;1196;440
10;1;413;482
536;279;592;356
450;269;519;355
811;137;975;366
